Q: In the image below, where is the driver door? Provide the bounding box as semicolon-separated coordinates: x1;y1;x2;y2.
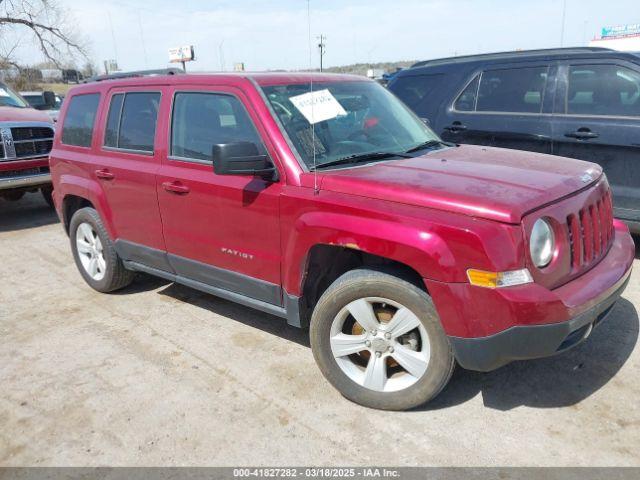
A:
156;85;284;305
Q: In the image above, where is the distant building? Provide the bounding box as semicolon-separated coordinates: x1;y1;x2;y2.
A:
589;23;640;51
366;68;385;80
41;69;62;82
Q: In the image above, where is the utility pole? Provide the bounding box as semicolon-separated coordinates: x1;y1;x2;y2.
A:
219;40;226;71
317;34;326;72
560;0;567;47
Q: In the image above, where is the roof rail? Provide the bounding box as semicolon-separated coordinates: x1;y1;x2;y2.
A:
411;47;614;68
84;68;185;83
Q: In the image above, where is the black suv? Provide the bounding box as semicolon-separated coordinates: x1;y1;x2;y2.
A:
388;47;640;232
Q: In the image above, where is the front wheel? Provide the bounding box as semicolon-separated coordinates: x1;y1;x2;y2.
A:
310;269;455;410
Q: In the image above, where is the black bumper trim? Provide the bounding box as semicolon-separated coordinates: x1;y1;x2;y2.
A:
448;270;631;372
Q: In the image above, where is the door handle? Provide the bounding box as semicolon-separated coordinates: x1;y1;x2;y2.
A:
95;168;115;180
444;122;467;133
565;129;599;140
162;181;190;194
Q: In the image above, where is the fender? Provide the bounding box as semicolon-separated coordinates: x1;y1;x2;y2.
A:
282;205;527;297
59;174;117;240
282;211;461;296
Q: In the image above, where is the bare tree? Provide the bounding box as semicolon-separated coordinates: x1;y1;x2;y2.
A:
0;0;88;69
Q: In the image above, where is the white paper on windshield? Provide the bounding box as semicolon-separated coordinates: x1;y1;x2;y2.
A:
289;89;347;124
0;88;10;97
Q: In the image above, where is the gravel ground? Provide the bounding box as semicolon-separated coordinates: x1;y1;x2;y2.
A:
1;193;639;466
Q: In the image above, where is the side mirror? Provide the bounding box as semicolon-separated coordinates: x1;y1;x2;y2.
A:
212;141;277;181
43;91;56;108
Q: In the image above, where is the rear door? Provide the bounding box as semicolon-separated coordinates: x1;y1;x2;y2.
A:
93;86;169;270
550;60;640;223
438;62;555;154
156;85;283;305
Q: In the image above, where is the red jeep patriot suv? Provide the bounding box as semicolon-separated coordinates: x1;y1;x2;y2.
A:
50;72;634;410
0;82;55;205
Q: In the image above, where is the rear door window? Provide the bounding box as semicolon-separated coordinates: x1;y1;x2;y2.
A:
476;67;549;113
566;64;640;117
61;93;100;147
104;94;124;147
170;92;264;162
118;92;161;152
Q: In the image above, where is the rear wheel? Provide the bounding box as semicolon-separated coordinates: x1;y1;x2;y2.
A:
69;207;134;292
310;269;455;410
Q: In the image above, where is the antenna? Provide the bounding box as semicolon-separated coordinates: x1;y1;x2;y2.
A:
307;0;318;194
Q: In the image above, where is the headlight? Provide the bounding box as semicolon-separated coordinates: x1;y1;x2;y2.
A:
530;218;554;268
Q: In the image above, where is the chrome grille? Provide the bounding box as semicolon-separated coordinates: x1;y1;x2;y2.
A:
0;124;54;161
10;126;54;159
566;188;614;271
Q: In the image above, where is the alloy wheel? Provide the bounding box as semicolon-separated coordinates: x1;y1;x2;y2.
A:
330;297;430;393
75;222;107;281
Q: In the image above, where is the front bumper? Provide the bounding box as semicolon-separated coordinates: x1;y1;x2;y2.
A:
449;268;630;371
427;221;635;372
0;171;51;190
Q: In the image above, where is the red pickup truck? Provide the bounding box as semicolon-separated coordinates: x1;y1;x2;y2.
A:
49;72;634;410
0;82;55;205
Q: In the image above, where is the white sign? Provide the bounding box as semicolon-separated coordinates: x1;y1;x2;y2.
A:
289;89;347;125
168;45;195;63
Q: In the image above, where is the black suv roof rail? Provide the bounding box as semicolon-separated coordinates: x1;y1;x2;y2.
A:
411;47;614;68
84;68;185;83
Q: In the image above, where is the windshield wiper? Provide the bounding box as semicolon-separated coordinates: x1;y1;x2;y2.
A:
313;151;415;170
404;139;450;154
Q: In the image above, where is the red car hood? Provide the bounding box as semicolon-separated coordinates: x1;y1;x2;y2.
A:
0;106;51;123
319;145;602;224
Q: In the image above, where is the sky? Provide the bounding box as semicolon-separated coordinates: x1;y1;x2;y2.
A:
13;0;640;72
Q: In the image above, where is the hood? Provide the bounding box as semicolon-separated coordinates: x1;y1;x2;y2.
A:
319;144;602;224
0;106;52;123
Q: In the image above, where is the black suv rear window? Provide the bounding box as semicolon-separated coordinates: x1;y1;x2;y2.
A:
390;74;444;117
104;92;160;152
476;67;548;113
61;93;100;147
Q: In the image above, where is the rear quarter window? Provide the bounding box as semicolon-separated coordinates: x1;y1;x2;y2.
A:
61;93;101;147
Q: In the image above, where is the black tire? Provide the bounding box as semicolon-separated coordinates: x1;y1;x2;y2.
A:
310;268;455;410
41;186;54;208
69;207;135;292
2;190;25;202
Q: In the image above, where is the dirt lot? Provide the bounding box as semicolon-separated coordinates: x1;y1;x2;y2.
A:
1;193;639;466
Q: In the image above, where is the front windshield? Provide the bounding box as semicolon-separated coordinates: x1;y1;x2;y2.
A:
0;83;29;108
261;80;440;169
